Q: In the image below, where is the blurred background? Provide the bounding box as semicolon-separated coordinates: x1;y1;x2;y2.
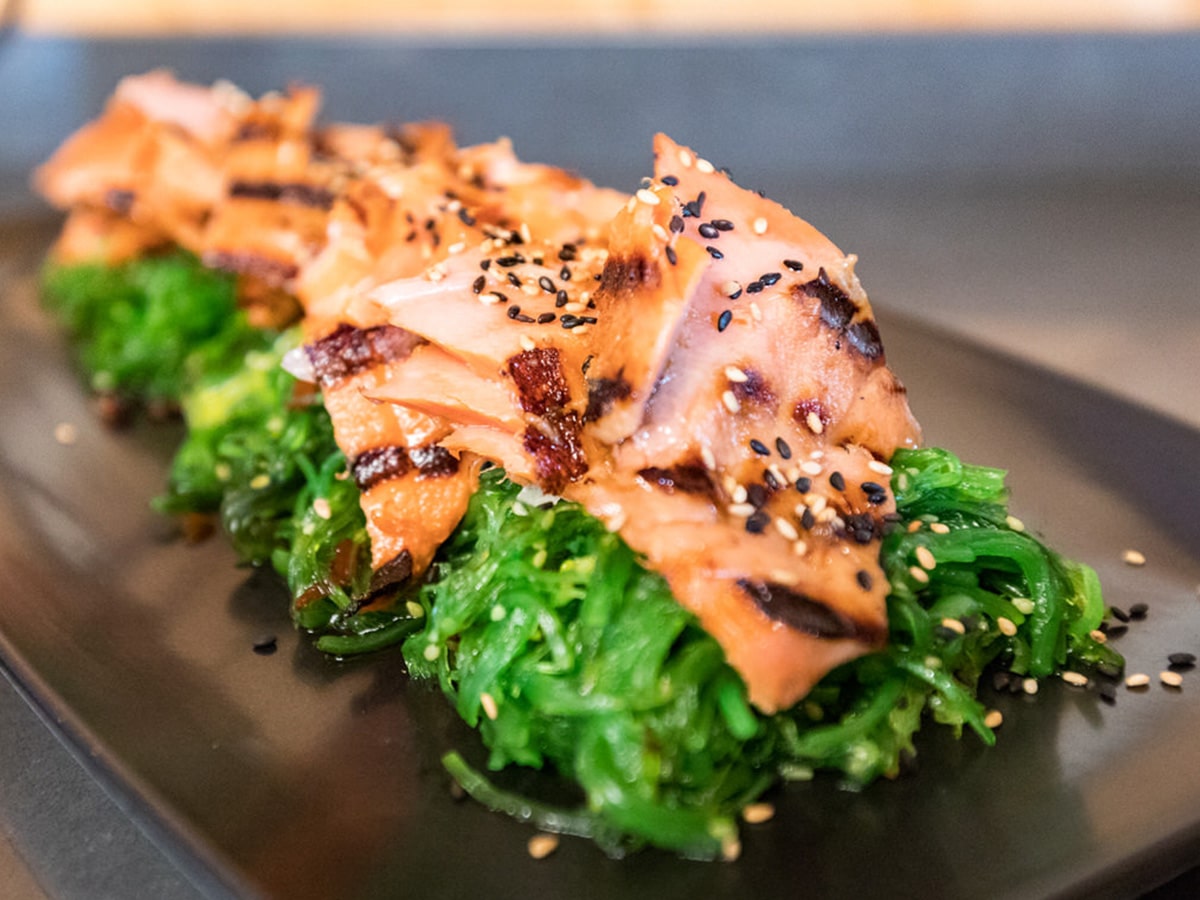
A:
2;4;1200;899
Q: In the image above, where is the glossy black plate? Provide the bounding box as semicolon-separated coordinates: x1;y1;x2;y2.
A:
2;217;1199;900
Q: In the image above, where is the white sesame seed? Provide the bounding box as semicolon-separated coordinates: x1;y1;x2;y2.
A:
696;158;715;174
480;692;499;720
405;600;425;618
867;459;893;476
909;565;930;584
1089;629;1108;644
809;449;824;459
519;223;532;244
1062;671;1089;687
906;520;923;533
604;506;627;532
997;617;1017;636
1012;597;1035;615
722;280;743;297
625;196;638;213
792;540;809;556
724;365;749;383
809;495;827;514
728;503;757;518
776;518;800;541
1006;515;1025;532
1161;670;1184;688
984;709;1004;729
527;834;559;860
479;292;503;305
818;508;839;525
447;241;466;255
678;149;694;167
54;422;78;445
312;497;332;519
930;522;951;535
490;604;506;621
940;617;965;635
1023;677;1039;695
636;188;661;206
700;446;717;471
571;325;590;337
563;301;587;313
742;802;775;824
519;335;536;352
730;484;749;504
915;545;937;570
652;223;669;242
805;411;824;435
768;464;787;486
721;837;741;862
249;474;270;490
800;460;823;477
722;390;741;414
423;644;440;661
750;302;763;322
521;283;539;297
1125;673;1151;688
752;217;768;235
1122;548;1147;567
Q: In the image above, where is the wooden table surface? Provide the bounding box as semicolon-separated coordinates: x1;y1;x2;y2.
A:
18;0;1200;35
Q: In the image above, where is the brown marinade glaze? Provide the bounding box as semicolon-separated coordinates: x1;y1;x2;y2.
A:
306;323;425;388
407;444;460;478
598;251;662;297
229;180;337;211
508;348;572;416
368;549;413;594
202;249;299;286
737;578;886;643
584;374;632;421
730;367;776;408
523;412;588;494
351;445;411;492
232;120;280;142
636;464;715;497
797;268;886;361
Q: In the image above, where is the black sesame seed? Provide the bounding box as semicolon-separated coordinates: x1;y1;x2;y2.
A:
747;483;768;508
661;175;679;186
712;219;734;231
1097;682;1118;705
1110;605;1129;623
783;259;804;271
706;246;724;260
581;355;593;374
580;316;598;325
801;507;816;530
669;215;685;234
717;310;732;332
1106;624;1129;639
480;259;492;271
666;245;678;266
497;254;524;267
1168;652;1197;668
507;305;521;320
728;288;743;300
749;438;770;456
745;281;764;294
560;314;581;328
556;289;569;308
252;635;278;655
560;265;572;281
1129;602;1149;620
558;245;577;261
856;570;873;591
472;275;486;294
516;314;536;324
698;222;720;239
457;207;477;227
745;511;770;534
861;481;886;496
537;312;557;324
829;471;846;491
490;291;508;304
794;476;812;493
759;272;781;286
775;438;792;459
506;274;521;289
762;468;780;490
538;276;556;294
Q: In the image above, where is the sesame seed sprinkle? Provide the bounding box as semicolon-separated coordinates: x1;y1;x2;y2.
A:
829;471;846;491
753;217;768;235
984;709;1004;729
915;545;937;570
696;158;715;174
805;411;824;435
724;365;749;383
1161;670;1184;688
527;834;559;860
783;259;804;271
800;460;823;477
775;517;800;540
1006;515;1025;532
717;310;733;332
940;617;965;635
1012;597;1035;615
312;497;332;519
909;565;930;584
1062;671;1089;687
867;459;894;476
701;446;717;470
930;522;951;534
722;390;741;413
706;246;724;260
661;174;679;186
742;802;775;824
728;502;756;518
1125;673;1151;688
665;245;678;266
997;617;1017;636
480;692;499;720
54;422;77;445
519;336;536;352
775;437;792;459
750;438;770;456
731;484;749;504
721;280;742;298
636;188;661;206
1122;548;1147;566
699;222;720;239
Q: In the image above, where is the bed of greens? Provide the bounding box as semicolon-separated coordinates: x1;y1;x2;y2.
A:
42;251;1122;859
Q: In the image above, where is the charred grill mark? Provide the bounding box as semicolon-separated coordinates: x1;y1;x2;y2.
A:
369;549;413;594
229;180;336;210
730;368;776;408
508;348;572;416
352;446;411;492
636;464;714;497
407;444;460;478
306;323;425;387
233;121;280;142
105;189;135;215
203;249;299;285
797;268;885;361
584;375;632;422
599;252;661;297
524;412;588;494
737;578;885;643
